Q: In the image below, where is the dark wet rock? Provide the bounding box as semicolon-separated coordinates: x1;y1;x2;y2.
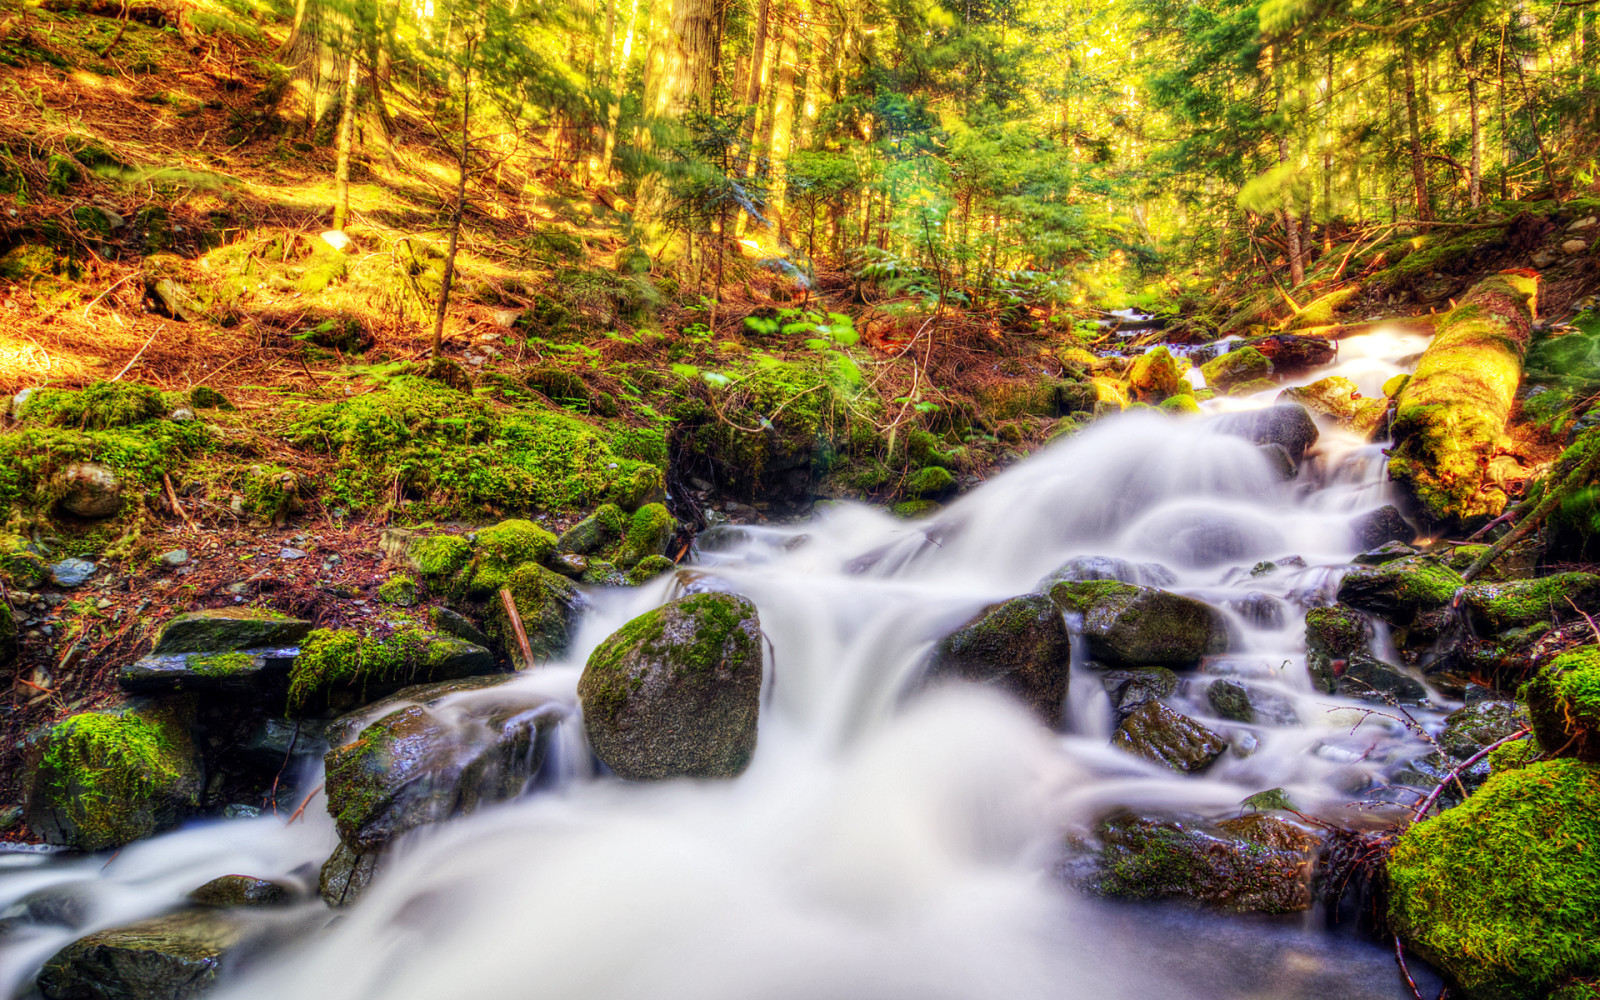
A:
239;716;328;771
484;563;586;664
557;503;627;556
1225;592;1285;629
1212;404;1319;465
25;707;203;851
58;462;123;518
319;842;383;908
1438;700;1527;760
188;876;295;909
153;610;312;655
1335;555;1464;625
1039;555;1173;588
1258;443;1297;479
578;593;764;780
1206;680;1253;722
427;606;489;648
1305;604;1373;693
323;682;562;852
1390;749;1492;810
1086;812;1317;913
1244;334;1336;375
1112;702;1228;773
52;558;97;588
1051;581;1229;667
1350;505;1413;550
925;595;1071;727
1333;655;1430;704
14;883;95;929
1352;541;1419;565
118;649;298;697
1101;667;1179;717
1460;573;1600;635
36;910;248;1000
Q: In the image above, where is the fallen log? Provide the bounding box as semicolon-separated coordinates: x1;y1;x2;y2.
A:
1387;270;1538;528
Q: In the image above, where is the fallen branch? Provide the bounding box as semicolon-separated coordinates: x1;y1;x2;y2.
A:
110;324;163;382
286;782;324;824
499;587;537;669
1394;935;1427;1000
1410;726;1532;823
162;473;200;534
1462;440;1600;582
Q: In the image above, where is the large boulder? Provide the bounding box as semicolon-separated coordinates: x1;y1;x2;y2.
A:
286;626;497;715
1125;347;1186;403
25;708;203;851
36;911;250;1000
1389;759;1600;1000
1111;702;1228;773
1087;812;1317;913
1050;581;1228;667
57;461;123;518
1279;376;1389;441
1461;573;1600;636
152;609;313;655
924;595;1071;728
119;648;299;698
1335;555;1464;625
1200;346;1274;391
1211;404;1319;465
578;593;763;780
1350;505;1413;550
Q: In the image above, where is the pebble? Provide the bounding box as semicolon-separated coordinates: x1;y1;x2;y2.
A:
280;548;306;560
1563;239;1589;254
95;599;112;610
169;408;195;422
159;548;189;567
51;558;96;588
1569;216;1597;231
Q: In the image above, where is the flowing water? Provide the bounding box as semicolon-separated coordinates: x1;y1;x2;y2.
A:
1;329;1449;1000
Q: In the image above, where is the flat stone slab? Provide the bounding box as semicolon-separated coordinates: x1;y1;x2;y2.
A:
119;648;298;696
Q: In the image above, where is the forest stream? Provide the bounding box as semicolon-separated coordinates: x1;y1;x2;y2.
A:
0;326;1458;1000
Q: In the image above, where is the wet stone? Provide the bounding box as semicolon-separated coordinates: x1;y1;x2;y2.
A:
925;594;1072;728
153;610;313;655
36;910;248;1000
1352;541;1418;566
188;875;295;908
1112;702;1228;773
1101;667;1180;718
1085;812;1318;913
118;648;298;697
1350;505;1413;550
1206;680;1253;722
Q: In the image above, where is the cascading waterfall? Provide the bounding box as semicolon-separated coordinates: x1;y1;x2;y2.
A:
0;328;1448;1000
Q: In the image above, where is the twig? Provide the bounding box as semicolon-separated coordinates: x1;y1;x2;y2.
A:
1463;441;1600;582
1395;935;1427;1000
499;587;537;668
82;272;140;321
1410;726;1532;822
1567;595;1600;643
286;782;324;824
110;324;163;382
162;473;199;534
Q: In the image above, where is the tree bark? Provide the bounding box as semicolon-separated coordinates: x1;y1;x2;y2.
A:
332;52;358;231
1401;35;1433;221
759;3;797;235
1388;270;1538;528
432;49;473;356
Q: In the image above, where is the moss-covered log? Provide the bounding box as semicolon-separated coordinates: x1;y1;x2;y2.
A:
1387;271;1538;527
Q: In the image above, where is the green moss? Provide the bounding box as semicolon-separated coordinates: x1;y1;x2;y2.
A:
187;652;255;676
616;503;675;569
1201;347;1273;389
627;554;675;585
1490;734;1543;773
1468;574;1600;633
891;499;941;519
189;386;234;410
36;710;196;849
905;466;956;499
1125;347;1185;403
1049;580;1141;615
1389;759;1600;999
1526;646;1600;761
0;415;213;518
0;533;50;588
410;534;473;580
286;627;462;713
378;574;418;607
19;382;165;430
582;593;758;723
486;563;580;662
558;503;629;557
469;519;558;593
1158;394;1201;414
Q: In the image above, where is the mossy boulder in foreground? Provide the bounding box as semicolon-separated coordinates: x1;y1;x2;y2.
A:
1089;812;1317;913
37;910;250;1000
578;593;763;780
1525;645;1600;763
1335;555;1464;624
924;594;1072;728
25;708;203;851
1050;580;1228;667
1389;759;1600;1000
286;626;497;715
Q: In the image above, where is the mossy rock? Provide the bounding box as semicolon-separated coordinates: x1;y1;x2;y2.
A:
1304;604;1374;693
286;627;497;715
466;519;560;595
577;593;763;780
1335;555;1464;626
1525;646;1600;763
189;386;233;410
377;574;418;607
1461;574;1600;635
1125;347;1186;403
398;533;474;582
556;503;628;556
18;382;165;430
322;684;558;852
188;875;296;909
1111;702;1228;773
0;600;16;671
1200;346;1273;390
1389;759;1600;1000
25;707;203;851
904;465;957;500
891;499;941;519
153;608;312;655
924;595;1072;728
118;648;296;698
1101;667;1179;718
1090;812;1316;913
0;533;50;589
1050;580;1229;667
615;503;676;569
36;910;249;1000
485;562;585;665
627;555;675;585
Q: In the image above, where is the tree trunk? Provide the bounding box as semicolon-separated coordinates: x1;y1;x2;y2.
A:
759;3;797;236
600;0;640;178
332;52;358;231
1402;35;1433;221
1388;270;1538;528
634;0;717;240
741;0;770;160
432;51;473;356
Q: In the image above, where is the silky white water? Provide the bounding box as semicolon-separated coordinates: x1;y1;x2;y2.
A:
0;330;1443;1000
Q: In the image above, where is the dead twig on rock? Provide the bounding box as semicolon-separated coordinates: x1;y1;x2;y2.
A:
1410;726;1532;823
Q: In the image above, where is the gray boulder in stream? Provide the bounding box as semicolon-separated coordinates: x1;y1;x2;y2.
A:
924;595;1071;728
36;910;251;1000
1335;555;1464;625
1212;404;1319;465
578;593;763;780
1050;581;1228;667
1086;812;1318;913
1112;702;1228;773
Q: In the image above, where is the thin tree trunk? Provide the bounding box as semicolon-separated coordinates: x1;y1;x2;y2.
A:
332;52;358;231
1402;35;1433;220
741;0;770;161
600;0;639;178
432;51;473;355
760;4;797;236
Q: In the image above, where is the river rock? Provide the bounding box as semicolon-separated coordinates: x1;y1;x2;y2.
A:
1350;505;1413;550
1040;554;1175;588
1201;346;1274;390
57;462;123;518
1112;702;1228;773
557;503;627;556
1331;654;1429;704
1226;591;1285;629
1101;667;1180;718
1088;812;1317;913
1525;646;1600;763
1460;573;1600;635
36;911;249;1000
288;627;498;716
615;503;677;569
1335;555;1464;625
1212;404;1319;464
1050;581;1229;667
25;707;203;851
319;842;383;908
1352;540;1418;565
1206;679;1253;722
484;562;586;664
52;558;97;588
188;875;295;908
578;593;763;780
428;606;490;648
153;609;313;655
119;648;298;697
1126;347;1186;402
924;595;1071;727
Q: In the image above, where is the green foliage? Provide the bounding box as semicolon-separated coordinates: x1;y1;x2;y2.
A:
19;382;165;430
